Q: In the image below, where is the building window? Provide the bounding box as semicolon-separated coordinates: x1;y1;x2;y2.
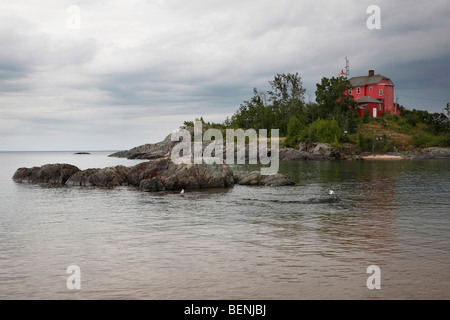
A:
378;104;382;110
357;87;361;94
369;86;373;91
348;89;352;95
379;89;383;96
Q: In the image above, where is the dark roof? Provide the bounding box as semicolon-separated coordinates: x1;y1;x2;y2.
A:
349;74;393;87
355;96;383;104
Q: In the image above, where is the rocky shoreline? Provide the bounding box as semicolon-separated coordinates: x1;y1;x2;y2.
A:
108;134;343;162
108;134;450;161
397;147;450;159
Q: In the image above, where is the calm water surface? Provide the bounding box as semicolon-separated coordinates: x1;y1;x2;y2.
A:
0;152;449;299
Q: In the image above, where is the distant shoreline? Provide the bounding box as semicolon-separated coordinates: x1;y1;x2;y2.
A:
0;150;121;153
2;146;450;161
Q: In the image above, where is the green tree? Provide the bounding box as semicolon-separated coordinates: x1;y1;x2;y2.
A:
315;76;358;133
230;73;307;135
429;113;448;135
230;88;265;129
285;116;303;148
267;72;307;135
402;108;431;127
444;102;450;129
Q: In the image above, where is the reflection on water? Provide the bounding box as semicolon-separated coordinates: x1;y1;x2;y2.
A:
0;153;449;299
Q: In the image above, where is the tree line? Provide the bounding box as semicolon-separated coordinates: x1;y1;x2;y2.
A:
183;73;450;149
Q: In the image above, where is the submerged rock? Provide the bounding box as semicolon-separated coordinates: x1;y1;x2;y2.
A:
12;164;81;185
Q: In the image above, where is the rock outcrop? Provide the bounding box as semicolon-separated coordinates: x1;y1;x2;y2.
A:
12;164;81;185
126;159;235;191
277;143;340;161
403;147;450;159
109;130;450;162
13;159;236;192
66;165;129;187
109;134;178;160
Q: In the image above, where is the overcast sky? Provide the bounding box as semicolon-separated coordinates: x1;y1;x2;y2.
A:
1;0;449;151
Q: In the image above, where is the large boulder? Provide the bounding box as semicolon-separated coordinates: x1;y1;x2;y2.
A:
309;143;340;160
12;164;81;184
126;159;170;186
66;165;130;187
279;148;308;161
234;171;295;186
131;159;235;192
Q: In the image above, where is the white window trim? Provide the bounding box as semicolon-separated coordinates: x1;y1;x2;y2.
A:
357;87;361;94
379;89;383;96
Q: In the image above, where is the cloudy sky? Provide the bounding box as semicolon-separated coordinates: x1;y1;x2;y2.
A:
1;0;449;151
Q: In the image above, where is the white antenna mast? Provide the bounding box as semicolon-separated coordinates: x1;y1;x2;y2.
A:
345;57;350;78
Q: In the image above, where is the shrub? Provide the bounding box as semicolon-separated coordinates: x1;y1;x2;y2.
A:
308;118;342;144
412;132;433;147
284;116;302;148
362;109;371;123
397;120;412;134
411;131;450;148
429;134;450;147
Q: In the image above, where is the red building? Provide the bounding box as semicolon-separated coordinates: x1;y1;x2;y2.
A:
346;70;396;118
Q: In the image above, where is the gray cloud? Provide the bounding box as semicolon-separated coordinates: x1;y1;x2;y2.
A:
0;0;449;150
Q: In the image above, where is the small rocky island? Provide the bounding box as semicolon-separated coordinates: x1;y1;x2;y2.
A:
12;158;294;192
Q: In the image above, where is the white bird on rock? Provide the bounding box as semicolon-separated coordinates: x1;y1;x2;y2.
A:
328;189;338;201
180;189;185;196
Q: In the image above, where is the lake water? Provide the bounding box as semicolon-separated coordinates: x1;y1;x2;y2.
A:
0;152;449;300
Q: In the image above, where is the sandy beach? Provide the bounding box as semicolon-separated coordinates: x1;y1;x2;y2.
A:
362;154;404;160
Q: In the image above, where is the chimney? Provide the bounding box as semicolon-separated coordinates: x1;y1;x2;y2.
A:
369;70;375;77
